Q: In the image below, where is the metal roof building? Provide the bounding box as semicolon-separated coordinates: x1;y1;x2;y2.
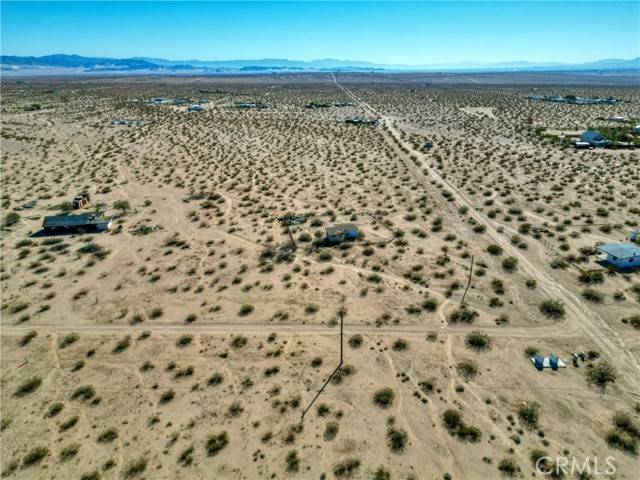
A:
325;223;360;244
596;242;640;269
580;130;611;148
43;213;112;232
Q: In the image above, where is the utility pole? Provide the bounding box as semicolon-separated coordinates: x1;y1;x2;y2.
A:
301;306;345;420
460;254;474;305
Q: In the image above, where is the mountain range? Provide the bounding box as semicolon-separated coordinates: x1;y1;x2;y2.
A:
2;54;639;75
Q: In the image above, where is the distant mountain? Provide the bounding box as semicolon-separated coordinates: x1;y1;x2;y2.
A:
2;54;639;75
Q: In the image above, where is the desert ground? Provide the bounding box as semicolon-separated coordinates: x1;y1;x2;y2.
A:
1;73;639;480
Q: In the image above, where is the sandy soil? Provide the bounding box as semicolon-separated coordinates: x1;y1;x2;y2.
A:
1;73;639;480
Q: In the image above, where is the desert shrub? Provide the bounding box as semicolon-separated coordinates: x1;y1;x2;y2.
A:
71;385;95;401
60;444;80;462
305;304;319;314
18;330;37;347
487;244;503;255
59;416;79;432
15;376;42;397
22;446;49;468
324;421;339;441
502;257;518;272
456;359;479;380
227;402;244;417
373;388;395;409
177;446;194;467
373;467;391;480
539;300;565;319
208;373;224;386
206;432;229;456
285;450;300;472
112;335;131;354
238;304;254;316
418;378;436;394
622;314;640;329
606;430;637;454
59;332;79;348
348;334;363;348
442;409;482;442
97;428;118;443
80;471;100;480
517;401;541;429
148;307;163;319
159;390;175;404
578;270;604;285
230;335;248;348
465;331;491;352
586;360;617;391
448;305;479;324
582;288;604;303
524;346;539;358
311;356;323;367
498;458;520;477
46;402;64;418
123;458;147;478
176;335;192;347
612;411;640;438
333;458;361;478
443;410;462;430
530;449;548;467
392;338;408;351
387;427;408;453
422;297;438;311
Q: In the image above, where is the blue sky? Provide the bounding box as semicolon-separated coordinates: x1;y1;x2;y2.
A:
1;1;638;64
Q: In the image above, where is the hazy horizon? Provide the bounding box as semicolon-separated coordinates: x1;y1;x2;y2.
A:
2;1;639;65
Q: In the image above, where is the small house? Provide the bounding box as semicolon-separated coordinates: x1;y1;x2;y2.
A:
43;213;112;232
188;104;203;112
574;141;593;150
596;242;640;269
580;130;611;148
72;192;90;209
325;224;359;244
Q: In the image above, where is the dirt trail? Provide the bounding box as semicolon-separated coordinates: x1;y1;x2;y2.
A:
331;73;640;392
1;319;577;340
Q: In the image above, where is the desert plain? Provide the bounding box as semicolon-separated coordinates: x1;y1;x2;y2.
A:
1;72;639;480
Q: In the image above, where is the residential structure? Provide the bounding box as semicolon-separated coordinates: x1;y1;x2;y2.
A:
580;130;611;148
596;242;640;269
325;223;360;244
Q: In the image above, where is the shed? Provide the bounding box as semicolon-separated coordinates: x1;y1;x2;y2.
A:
325;223;360;244
596;242;640;269
72;193;90;209
580;130;611;148
43;213;112;232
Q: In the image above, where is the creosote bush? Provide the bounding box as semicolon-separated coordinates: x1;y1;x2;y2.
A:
206;432;229;456
539;299;565;319
373;388;395;409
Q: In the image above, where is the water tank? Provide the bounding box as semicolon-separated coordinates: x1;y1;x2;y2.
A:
534;353;544;371
550;354;559;371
